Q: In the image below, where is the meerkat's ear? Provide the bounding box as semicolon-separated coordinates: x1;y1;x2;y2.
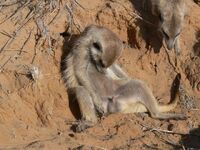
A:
158;13;164;22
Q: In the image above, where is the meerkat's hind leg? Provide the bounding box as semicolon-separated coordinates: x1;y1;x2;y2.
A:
142;95;186;120
150;112;187;120
74;86;98;132
141;97;186;120
132;82;186;120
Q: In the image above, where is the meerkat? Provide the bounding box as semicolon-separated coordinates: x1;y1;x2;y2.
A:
144;0;188;55
83;33;185;119
63;25;185;131
62;25;125;129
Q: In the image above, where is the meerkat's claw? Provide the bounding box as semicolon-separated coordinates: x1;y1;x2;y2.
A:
75;120;95;132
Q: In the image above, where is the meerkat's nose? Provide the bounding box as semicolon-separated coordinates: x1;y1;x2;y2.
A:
165;38;175;50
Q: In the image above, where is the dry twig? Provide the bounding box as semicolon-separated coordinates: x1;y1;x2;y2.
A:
0;0;31;25
0;31;17;54
0;56;12;72
18;28;33;55
140;123;187;135
65;1;83;33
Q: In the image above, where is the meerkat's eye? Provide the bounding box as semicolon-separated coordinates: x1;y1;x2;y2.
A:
99;59;106;68
162;30;169;40
175;32;180;38
159;14;163;22
93;42;102;52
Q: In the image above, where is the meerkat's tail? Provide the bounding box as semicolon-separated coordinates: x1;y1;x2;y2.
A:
157;73;181;113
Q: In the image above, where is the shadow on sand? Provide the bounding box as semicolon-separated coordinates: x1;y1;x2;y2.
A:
60;30;82;120
128;0;163;53
179;127;200;149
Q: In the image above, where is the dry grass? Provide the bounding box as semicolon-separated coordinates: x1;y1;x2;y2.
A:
0;0;84;71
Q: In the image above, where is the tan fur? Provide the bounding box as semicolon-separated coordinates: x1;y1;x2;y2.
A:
148;0;188;55
62;25;123;126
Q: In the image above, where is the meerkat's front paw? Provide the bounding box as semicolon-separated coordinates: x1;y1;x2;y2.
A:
75;120;95;132
92;95;105;115
94;102;105;115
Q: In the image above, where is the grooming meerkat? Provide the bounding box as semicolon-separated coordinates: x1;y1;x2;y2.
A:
63;25;185;131
145;0;188;55
62;25;126;128
80;26;185;120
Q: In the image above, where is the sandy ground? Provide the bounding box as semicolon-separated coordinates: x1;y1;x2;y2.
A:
0;0;199;149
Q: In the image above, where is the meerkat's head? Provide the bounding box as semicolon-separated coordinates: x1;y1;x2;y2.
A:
158;0;187;50
83;25;123;73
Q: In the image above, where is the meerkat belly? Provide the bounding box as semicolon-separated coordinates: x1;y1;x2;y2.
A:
116;97;148;114
122;102;148;113
88;67;116;97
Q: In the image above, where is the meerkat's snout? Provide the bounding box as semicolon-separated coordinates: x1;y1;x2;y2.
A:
166;39;174;50
162;31;173;50
164;36;176;50
96;62;107;73
161;27;181;51
160;16;182;54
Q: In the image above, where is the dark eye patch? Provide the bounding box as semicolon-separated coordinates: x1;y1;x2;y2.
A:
99;59;106;68
162;30;169;40
159;14;164;22
93;42;102;52
175;32;180;38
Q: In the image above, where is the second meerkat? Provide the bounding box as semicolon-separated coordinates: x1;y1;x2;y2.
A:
145;0;188;55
